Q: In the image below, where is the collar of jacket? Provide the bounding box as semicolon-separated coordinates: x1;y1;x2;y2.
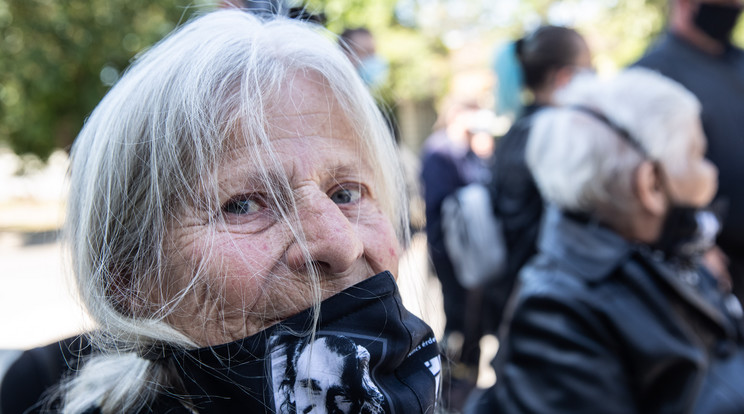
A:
537;206;633;282
538;206;738;335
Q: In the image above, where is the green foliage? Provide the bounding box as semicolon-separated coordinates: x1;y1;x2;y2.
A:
305;0;450;103
7;0;743;159
0;0;210;159
571;0;668;70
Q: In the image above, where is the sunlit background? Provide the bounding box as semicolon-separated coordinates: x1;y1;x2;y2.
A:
1;0;744;381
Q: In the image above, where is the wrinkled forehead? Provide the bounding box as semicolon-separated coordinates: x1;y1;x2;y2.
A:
215;71;368;187
223;69;358;147
231;70;360;149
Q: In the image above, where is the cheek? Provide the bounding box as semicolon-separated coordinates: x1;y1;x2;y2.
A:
358;212;401;276
675;161;718;207
699;161;718;205
168;231;286;307
212;237;286;303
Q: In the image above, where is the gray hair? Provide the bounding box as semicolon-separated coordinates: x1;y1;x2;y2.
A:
526;68;701;223
61;9;407;413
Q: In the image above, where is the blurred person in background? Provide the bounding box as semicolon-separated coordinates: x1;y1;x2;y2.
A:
468;68;744;413
486;25;592;336
635;0;744;304
2;9;442;413
339;27;389;91
339;26;425;233
420;99;492;411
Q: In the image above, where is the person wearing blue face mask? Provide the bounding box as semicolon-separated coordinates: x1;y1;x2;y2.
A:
635;0;744;306
339;27;389;90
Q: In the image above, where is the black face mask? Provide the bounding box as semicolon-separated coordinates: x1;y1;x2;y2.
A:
693;3;743;46
147;272;441;413
652;204;722;262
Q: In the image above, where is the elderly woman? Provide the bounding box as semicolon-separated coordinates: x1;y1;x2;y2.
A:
52;9;440;414
468;69;744;413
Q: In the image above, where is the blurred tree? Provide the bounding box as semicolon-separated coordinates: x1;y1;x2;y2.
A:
0;0;210;160
4;0;741;158
301;0;680;109
304;0;450;102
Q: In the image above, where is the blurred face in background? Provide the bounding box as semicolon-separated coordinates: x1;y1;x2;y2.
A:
664;118;718;208
683;0;743;44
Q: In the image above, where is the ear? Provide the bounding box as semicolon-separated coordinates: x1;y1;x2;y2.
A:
635;161;666;217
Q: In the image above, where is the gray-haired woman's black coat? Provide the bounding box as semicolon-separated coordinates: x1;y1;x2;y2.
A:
469;207;744;414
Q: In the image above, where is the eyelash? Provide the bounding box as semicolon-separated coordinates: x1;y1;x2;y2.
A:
329;183;364;205
221;194;266;216
220;183;367;219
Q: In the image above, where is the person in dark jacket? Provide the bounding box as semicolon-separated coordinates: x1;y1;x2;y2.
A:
420;99;490;409
634;0;744;304
486;25;592;333
468;68;744;413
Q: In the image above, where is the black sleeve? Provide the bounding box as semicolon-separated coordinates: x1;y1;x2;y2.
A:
1;335;90;414
473;292;637;414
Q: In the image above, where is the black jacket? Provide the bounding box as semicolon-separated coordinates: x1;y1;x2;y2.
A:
470;207;744;414
489;104;544;283
484;104;544;331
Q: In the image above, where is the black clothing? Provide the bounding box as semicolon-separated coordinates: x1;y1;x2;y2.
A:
89;272;441;413
420;130;489;344
469;207;744;414
1;335;92;414
635;32;744;303
485;104;545;332
421;131;489;265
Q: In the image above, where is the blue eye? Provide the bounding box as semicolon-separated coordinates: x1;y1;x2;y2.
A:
222;197;262;215
330;187;362;204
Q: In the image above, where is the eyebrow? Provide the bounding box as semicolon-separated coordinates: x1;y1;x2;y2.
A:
324;162;366;181
217;151;370;203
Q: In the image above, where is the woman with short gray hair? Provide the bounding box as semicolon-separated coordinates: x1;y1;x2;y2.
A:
43;9;440;414
468;68;744;413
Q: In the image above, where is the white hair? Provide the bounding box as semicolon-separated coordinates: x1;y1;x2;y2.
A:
61;9;407;413
526;68;701;220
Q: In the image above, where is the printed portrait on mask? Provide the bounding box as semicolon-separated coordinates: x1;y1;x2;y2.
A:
270;334;385;414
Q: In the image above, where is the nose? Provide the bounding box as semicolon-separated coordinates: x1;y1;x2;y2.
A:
285;190;364;275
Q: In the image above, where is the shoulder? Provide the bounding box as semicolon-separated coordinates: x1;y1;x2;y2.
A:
633;34;686;72
516;255;604;311
513;249;651;323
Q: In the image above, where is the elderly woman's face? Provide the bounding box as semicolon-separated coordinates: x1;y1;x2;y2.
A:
665;119;718;207
164;73;401;345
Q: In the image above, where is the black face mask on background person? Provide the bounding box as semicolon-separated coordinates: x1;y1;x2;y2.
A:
693;2;743;46
648;160;724;263
651;200;725;263
145;271;441;414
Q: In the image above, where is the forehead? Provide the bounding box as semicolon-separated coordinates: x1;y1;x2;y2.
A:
266;71;344;129
222;70;362;161
214;72;371;196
